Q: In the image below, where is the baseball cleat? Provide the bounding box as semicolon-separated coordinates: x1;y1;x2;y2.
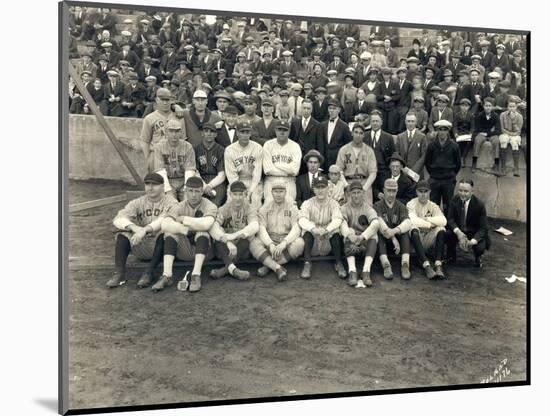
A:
232;268;250;281
383;263;393;280
137;272;153;288
276;267;287;282
362;271;373;287
189;274;202;292
210;267;228;279
335;261;347;279
434;264;446;278
151;275;173;292
424;264;436;280
300;262;312;279
401;263;411;280
347;271;358;287
106;272;127;288
257;266;271;277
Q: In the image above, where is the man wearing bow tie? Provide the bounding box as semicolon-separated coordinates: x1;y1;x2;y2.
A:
316;99;352;171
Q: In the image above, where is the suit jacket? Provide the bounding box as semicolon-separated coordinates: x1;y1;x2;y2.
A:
216;125;238;148
364;129;395;175
103;81;125;100
396;129;428;174
136;64;161;83
122;83;146;105
289;116;320;154
317;118;352;170
480;51;494;72
86;83;106;104
279;60;298;75
393;174;416;204
312;97;330;122
377;79;400;110
396;79;414;108
296;173;316;208
385;48;399;68
447;195;491;248
441;62;467;82
160;52;179;75
252;118;278;146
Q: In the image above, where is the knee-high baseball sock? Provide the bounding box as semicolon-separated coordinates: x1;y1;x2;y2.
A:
363;257;373;272
363;239;377;271
163;236;178;277
512;150;520;172
346;256;357;272
380;254;390;267
192;236;209;275
401;253;410;265
146;234;165;275
263;256;281;272
303;232;314;262
115;234;131;275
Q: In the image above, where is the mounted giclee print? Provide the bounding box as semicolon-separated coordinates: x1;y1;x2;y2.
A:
59;0;530;414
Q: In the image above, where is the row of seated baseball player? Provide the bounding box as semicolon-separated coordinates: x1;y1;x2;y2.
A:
107;168;490;292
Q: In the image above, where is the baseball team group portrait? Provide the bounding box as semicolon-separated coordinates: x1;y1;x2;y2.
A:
61;1;529;413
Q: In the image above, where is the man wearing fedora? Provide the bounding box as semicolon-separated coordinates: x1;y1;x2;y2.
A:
385;153;417;205
296;149;324;208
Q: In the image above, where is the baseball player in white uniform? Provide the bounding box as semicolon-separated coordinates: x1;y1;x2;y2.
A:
209;181;260;281
224;120;264;208
339;181;380;288
153;119;196;201
298;175;346;280
262;119;302;204
156;176;218;293
406;180;447;279
107;173;177;288
140;87;186;172
249;180;305;281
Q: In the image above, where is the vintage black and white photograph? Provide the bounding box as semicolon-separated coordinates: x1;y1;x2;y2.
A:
60;1;529;413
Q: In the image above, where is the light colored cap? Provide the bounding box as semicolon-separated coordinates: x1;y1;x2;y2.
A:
166;119;182;130
193;89;208;99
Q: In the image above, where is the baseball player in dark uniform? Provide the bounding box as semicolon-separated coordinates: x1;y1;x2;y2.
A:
107;173;177;288
374;178;413;280
156;177;218;293
340;181;380;287
194;122;227;206
209;181;260;281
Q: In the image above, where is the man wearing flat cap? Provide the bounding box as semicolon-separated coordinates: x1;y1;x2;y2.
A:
317;98;352;171
209;181;260;281
472;97;502;175
479;40;494;72
425;119;461;214
158;176;219;293
224;120;264;207
140;87;186;172
249;180;305;281
406;180;447;279
159;41;178;80
427;94;454;141
100;70;125;116
279;50;298;76
453;98;475;166
374;178;413;280
181;89;223;148
153;119;197;201
263;119;302;204
298;175;347;280
107;172;177;289
120;72;146;118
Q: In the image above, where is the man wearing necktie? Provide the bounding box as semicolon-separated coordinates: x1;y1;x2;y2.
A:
317;99;352;171
296;150;323;208
445;179;491;268
364;111;395;200
396;113;428;178
290;100;320;174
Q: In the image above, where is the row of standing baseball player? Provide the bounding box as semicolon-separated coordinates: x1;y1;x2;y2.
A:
106;169;490;293
140;88;524;215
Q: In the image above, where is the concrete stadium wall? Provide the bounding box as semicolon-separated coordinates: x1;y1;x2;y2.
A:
68;114;527;222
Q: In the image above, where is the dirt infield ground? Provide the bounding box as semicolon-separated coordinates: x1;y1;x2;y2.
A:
67;180;527;411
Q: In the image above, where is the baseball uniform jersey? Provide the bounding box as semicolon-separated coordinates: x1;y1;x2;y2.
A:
258;200;300;243
224;140;263;184
374;199;410;229
195;142;225;181
140;110;186;149
216;201;258;234
166;197;218;222
340;201;378;233
153;138;196;179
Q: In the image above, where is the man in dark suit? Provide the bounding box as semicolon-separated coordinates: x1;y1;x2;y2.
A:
377;67;400;134
316;99;352;171
442;53;467;82
120;73;146;118
396;113;428;177
312;87;330;122
445;179;491;268
427;94;454;141
289;99;320;173
364;110;396;199
115;42;140;69
296;150;324;208
395;67;414;132
215;105;239;148
385;153;416;204
479;40;494;76
136;56;161;83
159;42;178;80
100;70;125;116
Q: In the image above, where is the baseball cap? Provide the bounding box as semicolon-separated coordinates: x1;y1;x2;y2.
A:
312;176;329;188
166;119;182;130
275;120;290;130
271;180;287;191
185;176;204;188
202;122;217;132
383;178;398;190
144;172;164;185
193;90;208;99
348;181;363;192
230;181;247;192
156;88;172;99
236;120;252;131
416;180;431;192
